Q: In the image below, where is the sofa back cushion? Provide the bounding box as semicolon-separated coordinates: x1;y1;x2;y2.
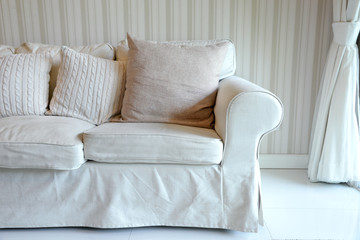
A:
120;34;230;128
0;53;51;118
0;45;15;57
116;38;236;80
49;47;125;125
16;43;115;103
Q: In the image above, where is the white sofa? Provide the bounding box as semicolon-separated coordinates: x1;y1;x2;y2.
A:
0;38;283;232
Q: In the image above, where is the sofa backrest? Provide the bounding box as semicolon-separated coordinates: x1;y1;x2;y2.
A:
0;45;15;57
1;39;236;113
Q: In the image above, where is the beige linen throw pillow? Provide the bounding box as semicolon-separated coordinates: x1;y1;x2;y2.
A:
121;34;230;128
116;38;236;80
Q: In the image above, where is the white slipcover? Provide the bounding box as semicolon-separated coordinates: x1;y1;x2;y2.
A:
0;116;94;170
0;77;283;232
84;122;223;164
0;162;223;229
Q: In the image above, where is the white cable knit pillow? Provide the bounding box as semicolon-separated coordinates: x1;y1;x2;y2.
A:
49;47;125;125
16;43;115;102
0;53;51;118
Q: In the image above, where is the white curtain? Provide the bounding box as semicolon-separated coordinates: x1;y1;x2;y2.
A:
308;0;360;189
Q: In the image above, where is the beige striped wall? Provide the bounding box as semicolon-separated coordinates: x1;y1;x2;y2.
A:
0;0;333;154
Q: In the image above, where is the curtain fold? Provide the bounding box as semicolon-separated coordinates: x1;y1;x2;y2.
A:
308;0;360;189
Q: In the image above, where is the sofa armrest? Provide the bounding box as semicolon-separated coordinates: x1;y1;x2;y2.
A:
214;76;283;166
214;76;283;229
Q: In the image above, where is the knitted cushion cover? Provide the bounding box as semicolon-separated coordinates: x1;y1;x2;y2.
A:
49;47;125;125
0;53;51;118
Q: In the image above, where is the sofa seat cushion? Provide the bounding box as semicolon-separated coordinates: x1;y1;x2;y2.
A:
0;116;95;170
84;123;223;165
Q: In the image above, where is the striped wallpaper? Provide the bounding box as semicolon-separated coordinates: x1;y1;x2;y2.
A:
0;0;333;154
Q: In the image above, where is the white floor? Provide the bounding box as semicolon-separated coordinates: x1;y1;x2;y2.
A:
1;169;359;240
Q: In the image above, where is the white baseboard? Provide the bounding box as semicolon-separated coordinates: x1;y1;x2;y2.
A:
259;154;308;169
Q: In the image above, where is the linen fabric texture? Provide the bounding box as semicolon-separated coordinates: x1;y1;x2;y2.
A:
0;162;224;229
115;38;236;80
0;76;284;232
49;47;125;125
121;34;230;128
0;53;51;118
16;42;116;102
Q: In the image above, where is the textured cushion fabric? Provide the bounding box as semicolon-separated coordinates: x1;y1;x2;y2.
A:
116;38;236;79
121;34;230;128
16;42;116;102
49;47;125;125
84;122;223;164
0;45;15;57
0;53;51;118
0;116;95;170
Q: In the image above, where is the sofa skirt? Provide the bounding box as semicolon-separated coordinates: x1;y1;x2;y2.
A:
0;161;259;232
